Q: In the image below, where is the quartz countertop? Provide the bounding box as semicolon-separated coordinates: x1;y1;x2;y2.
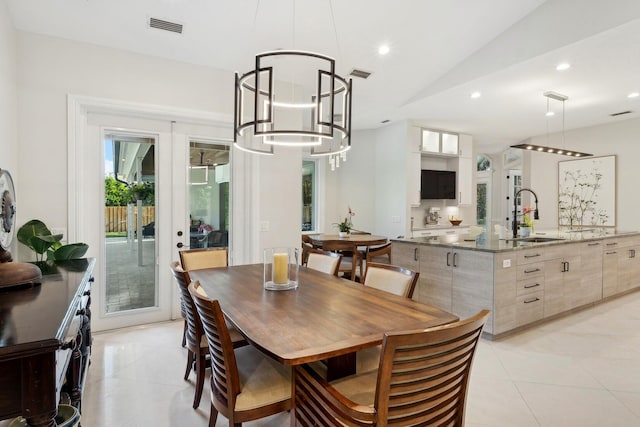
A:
392;229;640;253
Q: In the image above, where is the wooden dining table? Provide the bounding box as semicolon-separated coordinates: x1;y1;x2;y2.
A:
189;264;458;380
307;234;389;277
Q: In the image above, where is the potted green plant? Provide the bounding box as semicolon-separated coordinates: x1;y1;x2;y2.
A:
17;219;89;262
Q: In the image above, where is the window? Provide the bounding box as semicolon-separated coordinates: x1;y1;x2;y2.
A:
302;160;317;231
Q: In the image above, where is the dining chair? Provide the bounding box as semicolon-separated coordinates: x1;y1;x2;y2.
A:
170;262;248;409
322;239;363;280
305;248;343;276
365;242;392;265
169;262;211;409
292;310;490;427
179;247;228;271
362;262;419;299
188;281;293;427
301;235;314;264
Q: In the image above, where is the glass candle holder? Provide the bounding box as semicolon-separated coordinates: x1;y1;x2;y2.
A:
264;247;299;291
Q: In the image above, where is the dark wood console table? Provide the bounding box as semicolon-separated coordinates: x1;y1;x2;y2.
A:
0;258;95;427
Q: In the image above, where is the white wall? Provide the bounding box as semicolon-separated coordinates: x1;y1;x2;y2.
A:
331;128;377;234
0;1;17;179
528;117;640;231
374;122;409;239
16;32;301;261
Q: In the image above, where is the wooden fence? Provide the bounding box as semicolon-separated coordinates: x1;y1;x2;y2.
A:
105;206;155;233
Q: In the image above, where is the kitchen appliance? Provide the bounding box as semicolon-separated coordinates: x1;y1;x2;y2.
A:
425;207;440;225
420;169;456;199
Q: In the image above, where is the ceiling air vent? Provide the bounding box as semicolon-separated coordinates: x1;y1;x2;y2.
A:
149;17;183;34
349;69;372;79
610;110;633;117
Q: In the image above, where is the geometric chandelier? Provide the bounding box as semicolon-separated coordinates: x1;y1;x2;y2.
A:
511;91;592;158
234;50;352;166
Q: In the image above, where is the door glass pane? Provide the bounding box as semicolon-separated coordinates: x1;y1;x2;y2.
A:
441;133;459;155
421;130;440;152
302;160;316;231
477;183;487;225
104;134;156;314
189;141;230;249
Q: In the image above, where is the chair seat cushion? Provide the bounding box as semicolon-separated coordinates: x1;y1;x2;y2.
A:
234;345;292;411
330;369;377;407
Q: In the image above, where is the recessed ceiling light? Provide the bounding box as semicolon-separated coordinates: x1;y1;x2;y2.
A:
545;111;555;117
628;92;639;98
556;62;571;71
378;45;390;55
470;91;481;99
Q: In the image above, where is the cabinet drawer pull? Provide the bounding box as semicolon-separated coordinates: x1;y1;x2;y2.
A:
453;252;458;267
588;242;600;246
630;249;636;258
524;254;541;258
446;252;451;267
524;283;541;289
445;230;456;234
605;251;617;255
524;297;540;304
524;268;541;274
413;248;419;261
606;242;618;246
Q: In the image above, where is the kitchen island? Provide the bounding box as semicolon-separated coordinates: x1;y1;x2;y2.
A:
392;230;640;338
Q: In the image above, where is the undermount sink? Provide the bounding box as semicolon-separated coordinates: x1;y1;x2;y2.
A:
513;237;565;243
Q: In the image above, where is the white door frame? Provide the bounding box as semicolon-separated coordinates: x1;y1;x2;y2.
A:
67;94;256;331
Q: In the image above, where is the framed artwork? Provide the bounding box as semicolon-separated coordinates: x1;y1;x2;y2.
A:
558;155;616;228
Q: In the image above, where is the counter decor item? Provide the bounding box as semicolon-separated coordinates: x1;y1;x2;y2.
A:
334;206;355;237
520;206;534;237
263;247;299;290
449;217;462;226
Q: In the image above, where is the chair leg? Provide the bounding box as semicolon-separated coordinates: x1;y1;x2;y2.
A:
193;353;205;409
184;350;194;381
209;403;218;427
181;319;187;348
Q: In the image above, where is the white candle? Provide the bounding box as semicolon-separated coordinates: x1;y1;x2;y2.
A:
273;252;289;284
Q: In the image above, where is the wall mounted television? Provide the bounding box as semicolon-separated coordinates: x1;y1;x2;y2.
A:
420;169;456;199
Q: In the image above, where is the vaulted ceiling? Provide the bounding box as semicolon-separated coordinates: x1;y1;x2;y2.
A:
6;0;640;151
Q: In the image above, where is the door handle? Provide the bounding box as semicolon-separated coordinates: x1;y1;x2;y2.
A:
177;242;184;249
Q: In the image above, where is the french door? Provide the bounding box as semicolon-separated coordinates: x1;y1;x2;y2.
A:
69;96;238;332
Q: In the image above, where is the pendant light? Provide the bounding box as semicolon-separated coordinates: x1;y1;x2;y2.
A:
233;0;352;167
511;91;592;157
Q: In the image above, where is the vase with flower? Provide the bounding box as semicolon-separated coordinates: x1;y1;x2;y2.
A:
334;206;355;237
520;206;535;237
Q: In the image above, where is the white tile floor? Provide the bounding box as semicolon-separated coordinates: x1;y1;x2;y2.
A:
21;291;640;426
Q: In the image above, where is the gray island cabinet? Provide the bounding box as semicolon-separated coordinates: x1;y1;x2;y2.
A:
392;232;640;338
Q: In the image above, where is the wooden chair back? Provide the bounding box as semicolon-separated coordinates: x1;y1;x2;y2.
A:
365;242;392;264
305;248;343;276
362;262;419;299
322;240;362;279
293;310;490;426
188;281;241;412
188;281;292;424
179;247;228;271
170;262;203;351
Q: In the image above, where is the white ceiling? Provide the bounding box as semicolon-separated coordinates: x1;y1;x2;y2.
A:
6;0;640;152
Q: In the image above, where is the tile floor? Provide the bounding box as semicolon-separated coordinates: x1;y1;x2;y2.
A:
12;291;640;427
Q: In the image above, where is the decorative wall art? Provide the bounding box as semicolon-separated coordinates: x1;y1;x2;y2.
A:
558;155;616;228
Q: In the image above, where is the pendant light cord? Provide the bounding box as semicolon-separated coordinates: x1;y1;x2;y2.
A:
329;0;343;64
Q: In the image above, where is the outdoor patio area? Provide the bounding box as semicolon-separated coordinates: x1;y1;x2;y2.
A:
105;236;156;313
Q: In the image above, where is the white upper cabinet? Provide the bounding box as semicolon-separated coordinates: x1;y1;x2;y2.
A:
421;129;459;155
408;127;422;207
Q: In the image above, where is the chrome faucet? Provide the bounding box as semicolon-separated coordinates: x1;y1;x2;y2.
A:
513;188;540;238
